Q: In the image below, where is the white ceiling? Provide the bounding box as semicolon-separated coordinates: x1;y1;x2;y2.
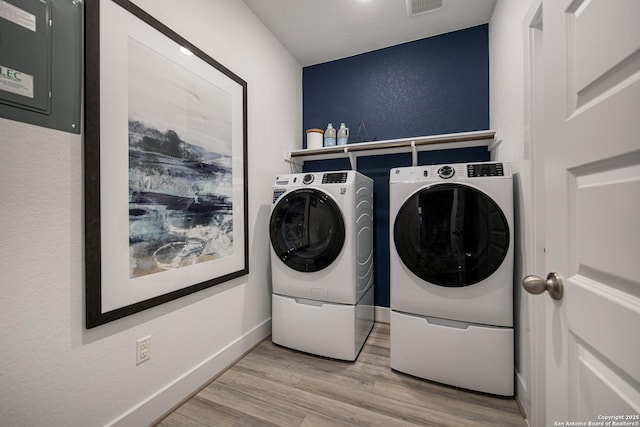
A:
242;0;497;66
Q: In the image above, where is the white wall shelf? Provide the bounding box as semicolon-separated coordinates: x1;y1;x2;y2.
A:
284;130;498;171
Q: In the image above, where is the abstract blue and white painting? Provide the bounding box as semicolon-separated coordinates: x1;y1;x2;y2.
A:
127;38;233;278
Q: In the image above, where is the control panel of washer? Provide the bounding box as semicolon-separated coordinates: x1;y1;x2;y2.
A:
322;172;348;184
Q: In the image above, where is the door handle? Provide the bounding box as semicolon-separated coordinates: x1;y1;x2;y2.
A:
522;272;564;300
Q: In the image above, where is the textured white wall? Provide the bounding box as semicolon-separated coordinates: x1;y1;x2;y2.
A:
0;0;301;425
489;0;538;419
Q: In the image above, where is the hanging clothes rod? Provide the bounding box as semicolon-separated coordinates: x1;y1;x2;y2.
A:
290;130;496;159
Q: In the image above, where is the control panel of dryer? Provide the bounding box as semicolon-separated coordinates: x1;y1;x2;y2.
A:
467;163;504;177
390;162;511;182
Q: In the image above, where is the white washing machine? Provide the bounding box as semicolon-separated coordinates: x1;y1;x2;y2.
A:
389;161;514;395
269;171;374;360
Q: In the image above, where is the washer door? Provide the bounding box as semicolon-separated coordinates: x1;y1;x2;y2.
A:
270;188;345;272
394;183;509;287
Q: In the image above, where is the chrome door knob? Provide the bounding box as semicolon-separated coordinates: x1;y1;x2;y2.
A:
522;272;564;300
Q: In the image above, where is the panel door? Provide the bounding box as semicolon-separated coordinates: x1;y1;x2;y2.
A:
542;0;640;423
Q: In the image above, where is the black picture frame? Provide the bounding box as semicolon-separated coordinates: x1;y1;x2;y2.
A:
85;0;248;328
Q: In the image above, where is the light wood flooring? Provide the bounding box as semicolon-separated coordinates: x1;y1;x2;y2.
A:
156;323;526;427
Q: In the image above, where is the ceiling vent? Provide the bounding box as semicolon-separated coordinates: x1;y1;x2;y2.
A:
407;0;443;16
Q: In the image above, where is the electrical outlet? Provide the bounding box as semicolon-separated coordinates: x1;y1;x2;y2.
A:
136;336;151;365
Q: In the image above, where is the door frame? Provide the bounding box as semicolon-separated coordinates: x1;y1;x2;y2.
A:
523;1;545;426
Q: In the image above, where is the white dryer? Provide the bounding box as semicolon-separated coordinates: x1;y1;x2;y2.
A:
389;161;514;395
269;171;374;360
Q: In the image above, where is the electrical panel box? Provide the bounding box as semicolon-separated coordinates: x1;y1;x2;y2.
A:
0;0;81;133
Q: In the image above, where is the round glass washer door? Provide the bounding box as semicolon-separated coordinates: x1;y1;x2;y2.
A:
270;188;345;272
394;183;510;287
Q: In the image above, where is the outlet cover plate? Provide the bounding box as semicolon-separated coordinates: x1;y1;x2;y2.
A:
136;336;151;365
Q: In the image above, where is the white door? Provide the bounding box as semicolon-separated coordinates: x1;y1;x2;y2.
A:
528;0;640;424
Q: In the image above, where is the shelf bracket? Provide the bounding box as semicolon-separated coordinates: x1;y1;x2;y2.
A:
346;147;357;170
283;151;303;173
488;128;502;151
411;141;418;166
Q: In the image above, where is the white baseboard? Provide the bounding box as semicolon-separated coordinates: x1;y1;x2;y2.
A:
108;306;391;426
108;318;272;427
375;305;390;323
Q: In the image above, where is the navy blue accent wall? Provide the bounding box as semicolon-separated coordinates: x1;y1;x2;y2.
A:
301;25;490;308
303;24;489;144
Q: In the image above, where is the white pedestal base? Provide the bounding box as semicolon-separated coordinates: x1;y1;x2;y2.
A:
272;286;374;361
390;310;514;396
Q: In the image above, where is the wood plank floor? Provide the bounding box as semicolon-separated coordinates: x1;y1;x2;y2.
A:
156;323;526;427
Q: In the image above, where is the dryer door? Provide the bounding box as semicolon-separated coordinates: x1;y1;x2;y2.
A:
394;183;509;287
270;188;345;272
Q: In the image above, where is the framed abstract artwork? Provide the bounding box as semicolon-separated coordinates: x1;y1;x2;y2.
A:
85;0;248;328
